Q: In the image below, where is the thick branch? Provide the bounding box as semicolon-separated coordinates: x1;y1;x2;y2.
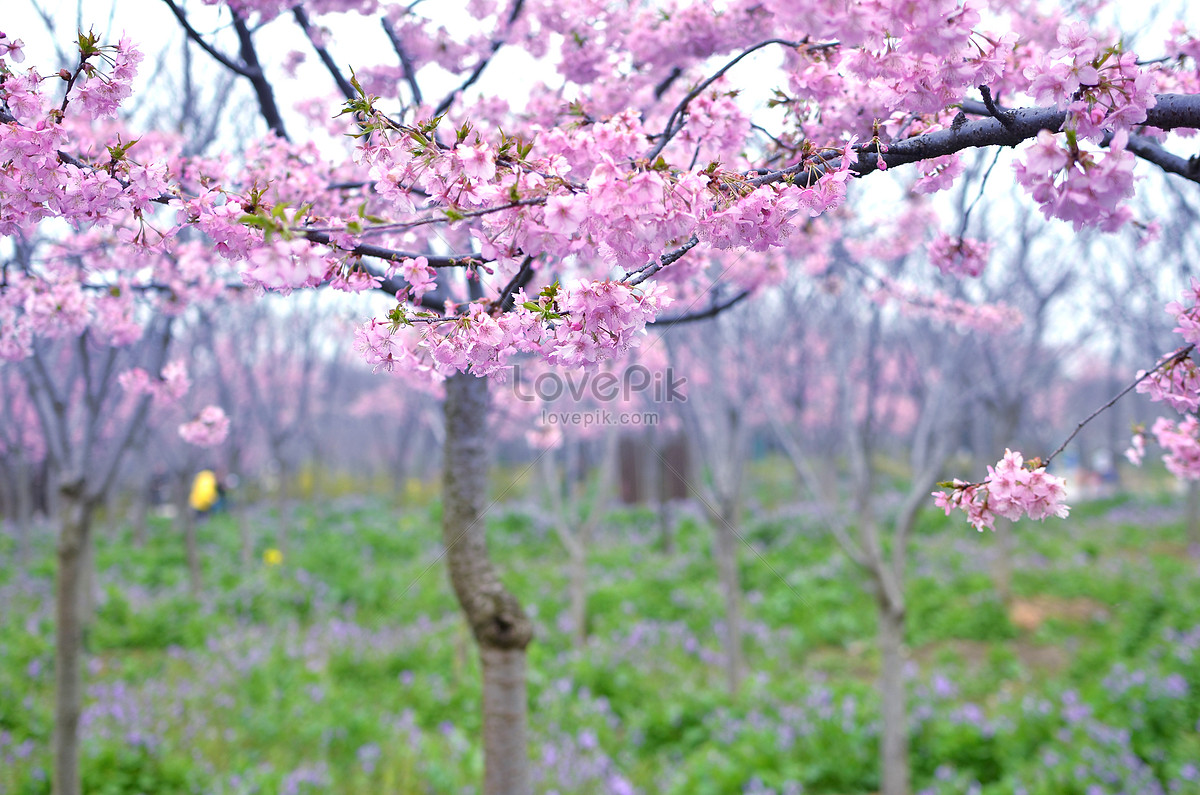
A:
160;0;249;77
293;7;357;101
960;97;1200;181
381;16;424;107
751;94;1200;188
866;94;1200;179
231;12;289;140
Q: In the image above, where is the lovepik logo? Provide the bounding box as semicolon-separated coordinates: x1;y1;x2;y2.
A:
510;364;687;404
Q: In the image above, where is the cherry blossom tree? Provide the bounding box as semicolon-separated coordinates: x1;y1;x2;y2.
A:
666;308;774;696
9;1;1200;792
766;270;983;795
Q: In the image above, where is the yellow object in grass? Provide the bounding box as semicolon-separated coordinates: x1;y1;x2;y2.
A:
189;470;218;512
263;548;283;566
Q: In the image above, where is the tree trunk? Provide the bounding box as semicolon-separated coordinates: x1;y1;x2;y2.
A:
441;373;533;795
1187;481;1200;553
712;505;745;696
130;477;150;549
275;461;290;554
650;437;675;554
877;598;910;795
13;456;35;567
174;473;202;597
991;518;1014;605
53;480;92;795
80;522;98;631
238;507;254;569
567;539;587;647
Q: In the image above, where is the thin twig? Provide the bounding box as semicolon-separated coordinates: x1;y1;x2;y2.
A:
299;229;484;269
978;85;1014;130
626;235;700;285
1045;344;1196;466
957;146;1003;238
645;39;805;163
432;0;525;118
652;289;751;326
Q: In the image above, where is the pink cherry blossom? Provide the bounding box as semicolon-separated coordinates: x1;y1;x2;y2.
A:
929;233;991;278
934;449;1069;531
178;405;231;447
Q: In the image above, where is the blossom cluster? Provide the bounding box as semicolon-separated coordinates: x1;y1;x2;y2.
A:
1136;417;1200;480
1025;22;1157;139
870;277;1023;333
1135;354;1200;413
178;405;231;447
357;279;672;379
118;361;191;406
928;233;991;278
1013;130;1137;231
1125;281;1200;478
935;449;1070;532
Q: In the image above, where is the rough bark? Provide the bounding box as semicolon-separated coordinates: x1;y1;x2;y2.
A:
481;647;530;795
441;372;533;795
877;597;910;795
53;479;91;795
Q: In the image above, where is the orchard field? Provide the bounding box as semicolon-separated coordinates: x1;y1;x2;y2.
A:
3;476;1199;795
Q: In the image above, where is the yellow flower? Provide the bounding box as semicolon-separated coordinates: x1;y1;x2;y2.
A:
263;548;283;566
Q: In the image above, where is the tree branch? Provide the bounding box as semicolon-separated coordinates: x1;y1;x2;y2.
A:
646;39;804;163
159;0;250;77
299;229;486;269
496;255;535;311
960;96;1200;181
750;94;1200;188
652;289;751;326
230;12;289;139
432;0;526;118
626;235;699;286
381;16;424;107
1044;344;1196;466
293;6;357;101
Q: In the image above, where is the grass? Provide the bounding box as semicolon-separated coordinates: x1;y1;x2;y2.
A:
1;487;1199;794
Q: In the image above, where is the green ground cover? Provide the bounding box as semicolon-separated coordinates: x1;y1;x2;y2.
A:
1;491;1199;794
